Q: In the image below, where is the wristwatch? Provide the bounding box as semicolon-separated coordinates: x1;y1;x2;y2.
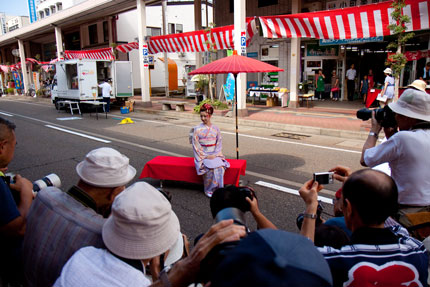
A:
369;131;378;138
159;264;173;287
303;213;317;219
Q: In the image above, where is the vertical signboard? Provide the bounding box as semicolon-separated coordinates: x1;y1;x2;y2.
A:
143;44;149;68
27;0;37;23
240;31;246;56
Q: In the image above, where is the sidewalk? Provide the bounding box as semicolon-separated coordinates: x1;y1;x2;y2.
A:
132;96;372;140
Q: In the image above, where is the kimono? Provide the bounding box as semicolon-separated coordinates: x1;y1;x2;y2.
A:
192;123;230;196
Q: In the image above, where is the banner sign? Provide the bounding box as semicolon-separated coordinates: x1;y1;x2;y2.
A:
12;71;23;90
388;50;430;61
223;73;235;101
320;36;383;46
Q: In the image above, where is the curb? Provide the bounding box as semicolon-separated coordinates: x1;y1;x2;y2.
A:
134;107;370;140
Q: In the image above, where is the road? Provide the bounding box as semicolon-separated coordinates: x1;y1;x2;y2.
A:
0;98;363;243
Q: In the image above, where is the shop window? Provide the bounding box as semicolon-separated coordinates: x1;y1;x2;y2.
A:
176;24;183;34
88;24;98;45
258;0;277;8
103;21;109;43
168;23;175;34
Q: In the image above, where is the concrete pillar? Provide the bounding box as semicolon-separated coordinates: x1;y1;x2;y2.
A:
288;2;301;108
137;0;151;106
194;0;202;68
54;26;64;60
162;0;169;97
18;39;29;93
234;0;248;116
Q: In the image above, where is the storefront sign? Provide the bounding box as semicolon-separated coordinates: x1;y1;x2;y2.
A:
319;37;383;46
388;50;430;61
306;44;338;57
326;0;381;10
247;52;258;58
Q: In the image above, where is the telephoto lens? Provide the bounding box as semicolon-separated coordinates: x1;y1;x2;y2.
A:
33;174;61;192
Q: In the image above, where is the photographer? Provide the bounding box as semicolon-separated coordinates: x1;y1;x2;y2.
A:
23;147;136;287
299;169;428;287
210;185;276;230
0;117;33;285
360;87;430;227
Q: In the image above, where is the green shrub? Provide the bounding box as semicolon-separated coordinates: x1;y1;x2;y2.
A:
193;99;229;113
6;88;15;94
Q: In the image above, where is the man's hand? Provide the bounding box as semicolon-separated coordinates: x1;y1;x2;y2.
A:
329;166;352;183
299;179;323;207
246;196;260;215
10;175;34;200
246;196;277;230
151;220;246;287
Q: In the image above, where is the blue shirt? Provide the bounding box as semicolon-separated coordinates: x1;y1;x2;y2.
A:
0;178;20;226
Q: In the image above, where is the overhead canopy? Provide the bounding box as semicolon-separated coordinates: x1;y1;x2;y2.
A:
147;17;257;54
116;42;139;53
259;0;429;40
64;47;115;60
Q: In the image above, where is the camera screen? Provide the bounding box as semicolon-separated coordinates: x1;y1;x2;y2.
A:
313;172;333;185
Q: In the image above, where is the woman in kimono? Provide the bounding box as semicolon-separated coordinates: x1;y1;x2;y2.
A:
192;103;230;197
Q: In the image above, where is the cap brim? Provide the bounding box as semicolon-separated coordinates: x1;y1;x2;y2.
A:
102;210;180;260
76;162;136;188
407;84;426;92
388;101;430;122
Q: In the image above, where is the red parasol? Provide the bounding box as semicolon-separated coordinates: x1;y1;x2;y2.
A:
190;50;283;159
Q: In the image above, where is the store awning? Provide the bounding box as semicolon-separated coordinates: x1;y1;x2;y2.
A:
148;17;257;54
259;0;429;40
64;47;115;60
116;42;139;53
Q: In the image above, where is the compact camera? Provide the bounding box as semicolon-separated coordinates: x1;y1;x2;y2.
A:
313;172;334;185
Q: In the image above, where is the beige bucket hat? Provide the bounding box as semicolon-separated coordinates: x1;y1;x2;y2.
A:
389;88;430;122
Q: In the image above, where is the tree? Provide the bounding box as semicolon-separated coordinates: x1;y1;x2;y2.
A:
204;23;217;101
385;0;414;100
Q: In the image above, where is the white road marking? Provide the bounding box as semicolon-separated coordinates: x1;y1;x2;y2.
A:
0;112;13;117
255;180;333;204
45;125;111;143
56;117;82;121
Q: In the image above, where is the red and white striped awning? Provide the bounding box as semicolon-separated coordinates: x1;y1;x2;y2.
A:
148;17;258;54
259;0;429;40
64;47;115;60
116;42;139;53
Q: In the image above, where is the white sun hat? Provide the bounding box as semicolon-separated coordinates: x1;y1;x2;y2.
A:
383;68;392;75
388;88;430;122
76;147;136;188
102;181;181;260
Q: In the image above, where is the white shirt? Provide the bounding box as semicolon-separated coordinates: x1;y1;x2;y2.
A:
364;129;430;205
346;68;356;80
98;82;112;98
54;247;151;287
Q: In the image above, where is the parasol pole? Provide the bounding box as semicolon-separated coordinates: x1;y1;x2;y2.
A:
234;73;239;159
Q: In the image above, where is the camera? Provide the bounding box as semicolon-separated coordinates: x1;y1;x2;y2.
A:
5;173;61;194
198;186;255;283
356;106;397;128
313;172;334;185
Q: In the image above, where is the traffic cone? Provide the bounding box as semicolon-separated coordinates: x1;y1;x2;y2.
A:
119;117;134;124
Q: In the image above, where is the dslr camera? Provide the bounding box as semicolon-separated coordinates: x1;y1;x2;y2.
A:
356;106;397;128
4;173;61;202
198;186;255;283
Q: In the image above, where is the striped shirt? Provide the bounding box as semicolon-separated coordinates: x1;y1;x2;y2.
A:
23;186;106;287
319;226;428;287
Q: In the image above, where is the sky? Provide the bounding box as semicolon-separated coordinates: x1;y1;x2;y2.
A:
0;0;30;17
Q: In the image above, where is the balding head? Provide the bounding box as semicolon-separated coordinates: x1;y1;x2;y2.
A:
342;169;398;225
